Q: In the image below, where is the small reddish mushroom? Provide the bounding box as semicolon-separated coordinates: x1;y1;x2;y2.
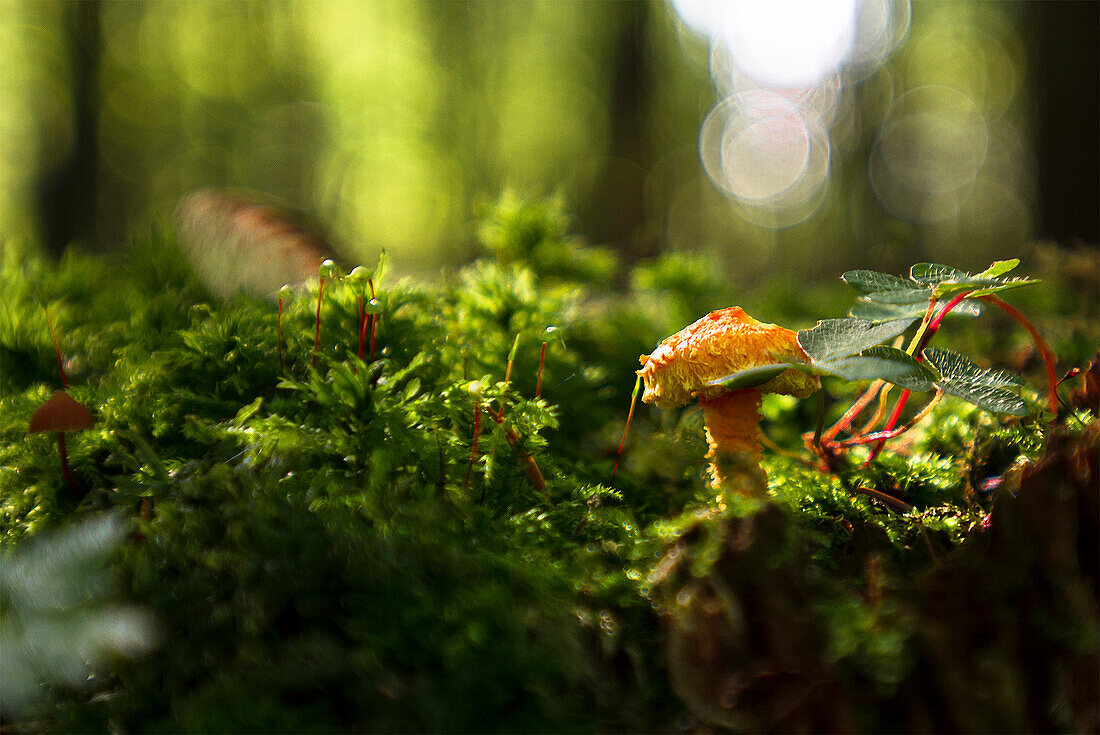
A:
29;390;95;494
638;307;817;498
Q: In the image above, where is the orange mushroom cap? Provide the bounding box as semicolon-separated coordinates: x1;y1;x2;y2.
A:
29;390;95;433
637;307;818;408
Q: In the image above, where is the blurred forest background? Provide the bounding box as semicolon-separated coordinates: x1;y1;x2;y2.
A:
1;0;1097;283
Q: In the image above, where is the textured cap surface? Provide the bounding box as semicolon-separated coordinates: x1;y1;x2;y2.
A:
637;307;817;408
29;390;95;433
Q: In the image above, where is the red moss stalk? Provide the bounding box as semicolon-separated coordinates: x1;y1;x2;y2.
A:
612;376;641;481
368;278;378;361
535;341;547;398
484;404;546;495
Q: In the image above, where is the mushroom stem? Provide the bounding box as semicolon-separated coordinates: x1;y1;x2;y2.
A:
700;389;767;498
56;432;85;495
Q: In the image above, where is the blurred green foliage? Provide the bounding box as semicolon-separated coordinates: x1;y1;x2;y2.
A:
0;0;1053;282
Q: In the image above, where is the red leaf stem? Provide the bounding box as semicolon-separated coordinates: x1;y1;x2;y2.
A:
980;294;1058;414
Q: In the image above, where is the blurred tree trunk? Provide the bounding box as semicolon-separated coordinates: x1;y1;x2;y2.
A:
36;1;102;256
580;3;656;264
1027;1;1099;244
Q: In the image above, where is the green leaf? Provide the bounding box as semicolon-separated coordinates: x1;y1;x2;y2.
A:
841;270;916;295
976;259;1020;279
909;263;971;286
797;318;914;363
938;382;1027;416
961;278;1040;299
705;363;790;391
862;288;934;305
910;261;1038;299
816;345;934;391
850;299;981;322
923;347;1028;416
841;269;930;304
923;348;1025;388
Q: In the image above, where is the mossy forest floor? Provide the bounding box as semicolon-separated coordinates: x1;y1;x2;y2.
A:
2;196;1098;732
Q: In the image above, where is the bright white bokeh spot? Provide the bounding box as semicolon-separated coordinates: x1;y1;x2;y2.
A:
676;0;907;86
846;0;911;79
701;91;831;225
672;0;910;229
670;0;729;39
674;0;859;87
721;116;809;202
720;0;858;87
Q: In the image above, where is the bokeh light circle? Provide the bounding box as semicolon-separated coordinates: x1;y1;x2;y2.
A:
717;0;858;88
869;85;988;223
701;90;831;227
844;0;912;81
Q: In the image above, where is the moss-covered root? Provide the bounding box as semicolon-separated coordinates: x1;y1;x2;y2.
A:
701;389;767;498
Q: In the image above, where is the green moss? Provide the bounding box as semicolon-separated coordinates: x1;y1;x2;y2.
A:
1;193;1088;731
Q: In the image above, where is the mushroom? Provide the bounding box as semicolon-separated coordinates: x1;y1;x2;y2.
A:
29;390;95;495
637;307;817;498
174;189;330;298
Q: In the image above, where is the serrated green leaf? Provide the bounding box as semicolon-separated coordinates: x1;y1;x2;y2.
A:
816;345;934;391
910;263;972;286
910;261;1038;299
976;259;1019;279
864;287;936;304
841;270;915;295
958;278;1040;299
940;382;1027;416
797;318;914;363
841;269;932;304
850;299;981;322
923;347;1028;416
923;348;1025;387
